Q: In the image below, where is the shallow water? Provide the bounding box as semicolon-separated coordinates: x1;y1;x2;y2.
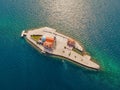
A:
0;0;120;90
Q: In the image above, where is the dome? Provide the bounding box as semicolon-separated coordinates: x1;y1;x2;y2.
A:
41;36;46;42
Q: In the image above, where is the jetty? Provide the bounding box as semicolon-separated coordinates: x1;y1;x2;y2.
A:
21;30;26;37
21;27;100;70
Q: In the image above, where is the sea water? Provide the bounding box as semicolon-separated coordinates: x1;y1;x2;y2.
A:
0;0;120;90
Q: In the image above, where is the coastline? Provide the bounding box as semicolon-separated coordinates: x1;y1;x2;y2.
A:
25;36;99;70
22;27;100;70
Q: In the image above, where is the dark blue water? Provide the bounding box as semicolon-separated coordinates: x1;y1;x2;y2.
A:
0;0;120;90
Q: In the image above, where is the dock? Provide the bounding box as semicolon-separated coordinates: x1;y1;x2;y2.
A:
21;27;100;70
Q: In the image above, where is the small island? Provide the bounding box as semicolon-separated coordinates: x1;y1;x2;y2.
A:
21;27;100;70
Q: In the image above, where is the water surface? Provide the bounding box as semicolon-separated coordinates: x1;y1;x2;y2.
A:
0;0;120;90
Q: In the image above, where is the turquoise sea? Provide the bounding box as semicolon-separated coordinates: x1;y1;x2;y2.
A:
0;0;120;90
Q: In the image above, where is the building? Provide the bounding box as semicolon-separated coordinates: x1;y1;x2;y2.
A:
67;38;75;47
43;41;53;49
41;35;55;49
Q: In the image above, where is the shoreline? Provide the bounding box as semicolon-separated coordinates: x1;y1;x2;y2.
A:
22;27;100;70
26;37;99;70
